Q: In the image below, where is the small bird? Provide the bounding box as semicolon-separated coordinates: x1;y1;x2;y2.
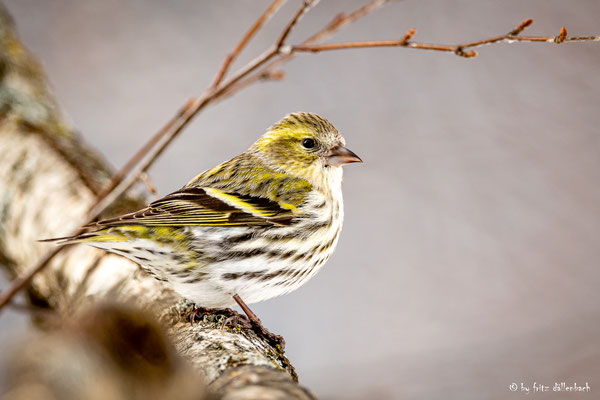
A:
51;112;361;337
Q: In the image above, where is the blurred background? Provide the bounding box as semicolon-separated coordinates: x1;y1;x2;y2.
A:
1;0;599;398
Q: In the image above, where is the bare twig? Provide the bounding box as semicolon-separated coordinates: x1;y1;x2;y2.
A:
294;33;414;52
85;97;202;220
0;97;201;312
139;172;159;199
293;19;600;58
215;0;392;99
0;246;64;310
276;0;317;49
86;98;200;215
85;0;394;222
210;0;287;89
86;0;322;219
304;0;392;45
555;27;568;44
510;18;534;36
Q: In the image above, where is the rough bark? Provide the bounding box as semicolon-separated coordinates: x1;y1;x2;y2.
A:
0;5;312;399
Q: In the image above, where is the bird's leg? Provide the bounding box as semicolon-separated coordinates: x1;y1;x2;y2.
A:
233;294;260;322
233;293;286;350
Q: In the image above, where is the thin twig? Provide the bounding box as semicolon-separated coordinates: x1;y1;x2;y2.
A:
86;98;200;214
87;0;392;223
216;0;392;99
86;97;202;220
100;1;323;202
276;0;317;49
96;0;323;196
304;0;392;45
0;98;200;312
293;19;600;58
510;18;534;36
0;246;65;310
139;172;159;199
210;0;287;89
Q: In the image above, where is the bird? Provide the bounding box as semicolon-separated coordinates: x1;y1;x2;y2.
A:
48;112;361;341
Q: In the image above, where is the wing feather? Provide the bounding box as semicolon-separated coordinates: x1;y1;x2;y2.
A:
89;187;294;228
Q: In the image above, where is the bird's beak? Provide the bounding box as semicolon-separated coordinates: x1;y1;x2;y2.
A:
326;145;363;166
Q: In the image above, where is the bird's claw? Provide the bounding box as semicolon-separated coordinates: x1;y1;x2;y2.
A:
184;304;285;349
220;313;252;329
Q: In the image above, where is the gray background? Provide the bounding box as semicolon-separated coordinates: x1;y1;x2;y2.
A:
1;1;599;399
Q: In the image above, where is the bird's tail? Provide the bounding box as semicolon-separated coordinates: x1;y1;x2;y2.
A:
40;226;147;245
38;232;103;245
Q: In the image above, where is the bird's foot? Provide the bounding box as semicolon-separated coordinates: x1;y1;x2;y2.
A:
186;305;251;328
220;312;252;330
184;300;285;350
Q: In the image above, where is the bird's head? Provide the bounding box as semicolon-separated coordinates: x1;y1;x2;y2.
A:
251;112;362;187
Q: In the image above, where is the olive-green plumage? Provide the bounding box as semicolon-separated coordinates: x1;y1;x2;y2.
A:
52;112;361;307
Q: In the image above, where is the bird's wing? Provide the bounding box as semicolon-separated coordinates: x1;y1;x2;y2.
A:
89;187;294;228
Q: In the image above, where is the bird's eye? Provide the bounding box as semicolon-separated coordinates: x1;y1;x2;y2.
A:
302;138;315;149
